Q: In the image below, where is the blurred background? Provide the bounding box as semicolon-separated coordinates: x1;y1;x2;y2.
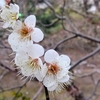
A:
0;0;100;100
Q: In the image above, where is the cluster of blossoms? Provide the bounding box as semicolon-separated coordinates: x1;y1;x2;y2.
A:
0;0;72;92
72;0;99;14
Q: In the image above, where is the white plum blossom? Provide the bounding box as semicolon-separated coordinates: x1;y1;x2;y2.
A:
43;49;71;92
15;44;44;81
87;5;97;14
8;15;44;52
13;15;44;43
0;3;19;28
8;32;33;52
87;0;95;5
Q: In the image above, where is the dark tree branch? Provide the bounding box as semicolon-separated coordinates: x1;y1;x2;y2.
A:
0;62;15;72
54;35;77;50
43;0;65;20
44;86;50;100
37;19;60;28
66;83;86;100
70;46;100;70
87;79;100;100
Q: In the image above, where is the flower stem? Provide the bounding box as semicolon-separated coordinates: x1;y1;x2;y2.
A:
10;0;14;4
44;86;50;100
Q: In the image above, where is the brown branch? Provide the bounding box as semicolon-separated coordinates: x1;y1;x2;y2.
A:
0;62;15;72
86;79;100;100
43;0;65;20
32;85;43;100
37;19;60;28
66;83;86;100
70;46;100;70
54;35;77;50
44;86;50;100
62;15;100;43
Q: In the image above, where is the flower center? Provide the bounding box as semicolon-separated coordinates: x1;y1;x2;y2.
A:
47;63;60;75
19;24;33;38
29;58;39;69
10;12;17;20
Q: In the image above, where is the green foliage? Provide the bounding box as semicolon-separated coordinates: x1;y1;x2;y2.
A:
0;97;6;100
15;92;23;98
13;92;30;100
36;8;62;34
22;96;30;100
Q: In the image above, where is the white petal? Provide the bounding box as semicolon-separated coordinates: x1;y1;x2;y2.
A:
87;5;97;14
43;74;56;87
35;68;43;82
42;64;48;78
0;0;6;8
31;28;44;42
16;40;33;53
37;58;43;68
47;83;58;91
27;44;44;59
57;68;69;79
8;33;33;52
58;74;70;83
21;67;34;77
8;32;20;46
25;15;36;28
44;49;59;63
57;61;71;70
32;58;43;75
15;52;29;66
12;20;22;30
2;21;10;28
59;55;70;65
10;3;19;13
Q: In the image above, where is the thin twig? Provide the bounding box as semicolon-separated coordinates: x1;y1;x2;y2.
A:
37;19;60;28
54;35;77;50
86;79;100;100
32;85;43;100
12;79;29;100
70;46;100;70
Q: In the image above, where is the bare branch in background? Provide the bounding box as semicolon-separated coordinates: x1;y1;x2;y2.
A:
32;85;43;100
71;46;100;70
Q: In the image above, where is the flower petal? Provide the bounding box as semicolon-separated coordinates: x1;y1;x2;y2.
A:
43;74;56;87
44;49;59;63
8;32;20;46
9;3;19;13
31;28;44;42
47;83;58;91
59;55;71;66
57;68;69;79
2;21;10;28
12;20;22;30
35;71;43;81
15;52;29;66
27;44;44;59
8;32;33;52
0;0;6;8
42;63;48;78
21;66;34;77
58;74;70;83
25;15;36;28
